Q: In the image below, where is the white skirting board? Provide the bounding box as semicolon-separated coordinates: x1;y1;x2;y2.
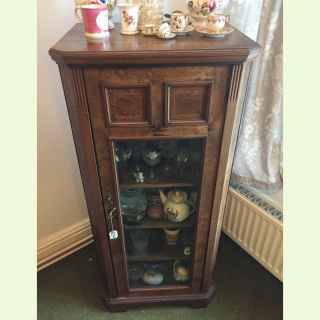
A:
222;187;283;281
37;218;94;271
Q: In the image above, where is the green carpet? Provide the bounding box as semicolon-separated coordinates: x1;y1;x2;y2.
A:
38;234;282;319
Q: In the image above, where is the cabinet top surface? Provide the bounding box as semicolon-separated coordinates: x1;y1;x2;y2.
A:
49;23;260;65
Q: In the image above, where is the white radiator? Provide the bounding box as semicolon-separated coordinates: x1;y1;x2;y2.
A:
222;186;283;281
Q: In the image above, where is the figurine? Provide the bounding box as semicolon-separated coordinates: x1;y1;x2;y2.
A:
157;21;176;39
173;260;190;282
132;165;145;183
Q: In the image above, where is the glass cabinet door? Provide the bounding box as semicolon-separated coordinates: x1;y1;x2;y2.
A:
113;138;204;288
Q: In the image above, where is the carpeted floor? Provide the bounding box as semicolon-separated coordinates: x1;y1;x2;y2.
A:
38;234;282;320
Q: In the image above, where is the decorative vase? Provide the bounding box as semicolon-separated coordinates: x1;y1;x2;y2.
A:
130;230;150;254
143;145;162;179
118;2;140;35
120;189;147;224
164;228;180;245
147;194;163;220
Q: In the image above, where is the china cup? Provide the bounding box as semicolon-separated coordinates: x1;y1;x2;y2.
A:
118;3;140;35
170;11;192;33
80;4;109;40
207;13;230;33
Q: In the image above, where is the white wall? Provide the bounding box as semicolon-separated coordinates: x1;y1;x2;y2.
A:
37;0;187;244
37;0;88;242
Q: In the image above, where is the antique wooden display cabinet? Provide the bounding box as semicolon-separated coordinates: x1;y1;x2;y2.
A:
49;24;259;311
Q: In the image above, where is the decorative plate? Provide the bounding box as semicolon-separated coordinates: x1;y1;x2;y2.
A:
196;26;234;38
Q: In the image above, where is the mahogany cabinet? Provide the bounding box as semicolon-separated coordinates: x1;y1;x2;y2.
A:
49;24;259;311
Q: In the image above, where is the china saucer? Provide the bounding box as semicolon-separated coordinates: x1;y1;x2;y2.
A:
196;26;234;38
173;26;194;36
142;30;156;36
156;32;176;40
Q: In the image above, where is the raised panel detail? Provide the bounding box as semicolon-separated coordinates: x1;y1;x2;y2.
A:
165;81;213;126
103;84;152;127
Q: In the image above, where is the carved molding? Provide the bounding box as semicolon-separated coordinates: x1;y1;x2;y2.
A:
202;62;253;290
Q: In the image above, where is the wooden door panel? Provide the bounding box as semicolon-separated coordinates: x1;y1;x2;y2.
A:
152;66;230;129
165;80;213;126
102;82;152;127
88;67;154;128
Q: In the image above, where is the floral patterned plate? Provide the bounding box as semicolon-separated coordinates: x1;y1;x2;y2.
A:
195;26;234;38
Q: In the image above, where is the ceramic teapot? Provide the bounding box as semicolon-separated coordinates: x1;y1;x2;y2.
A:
159;190;195;222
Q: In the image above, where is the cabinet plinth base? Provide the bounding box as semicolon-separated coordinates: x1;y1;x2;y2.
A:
103;285;216;312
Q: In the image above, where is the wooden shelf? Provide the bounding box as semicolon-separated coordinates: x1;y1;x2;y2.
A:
127;246;192;262
120;181;195;190
124;216;196;230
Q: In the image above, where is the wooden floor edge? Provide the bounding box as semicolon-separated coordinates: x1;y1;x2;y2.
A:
37;219;94;271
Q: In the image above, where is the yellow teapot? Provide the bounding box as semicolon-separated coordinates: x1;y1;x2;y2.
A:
159;190;195;222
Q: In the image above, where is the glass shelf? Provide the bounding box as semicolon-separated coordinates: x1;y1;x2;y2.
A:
120;181;196;190
124;215;196;230
127;247;191;262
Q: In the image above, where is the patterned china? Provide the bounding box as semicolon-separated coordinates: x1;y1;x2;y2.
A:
196;25;234;38
118;2;140;35
159;190;195;222
207;13;230;33
170;10;194;35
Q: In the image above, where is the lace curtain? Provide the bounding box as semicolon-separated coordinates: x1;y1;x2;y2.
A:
226;0;283;191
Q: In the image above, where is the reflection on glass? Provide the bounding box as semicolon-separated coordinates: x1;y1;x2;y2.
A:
114;139;204;288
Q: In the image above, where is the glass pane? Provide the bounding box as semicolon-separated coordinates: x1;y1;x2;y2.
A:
114;139;204;288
